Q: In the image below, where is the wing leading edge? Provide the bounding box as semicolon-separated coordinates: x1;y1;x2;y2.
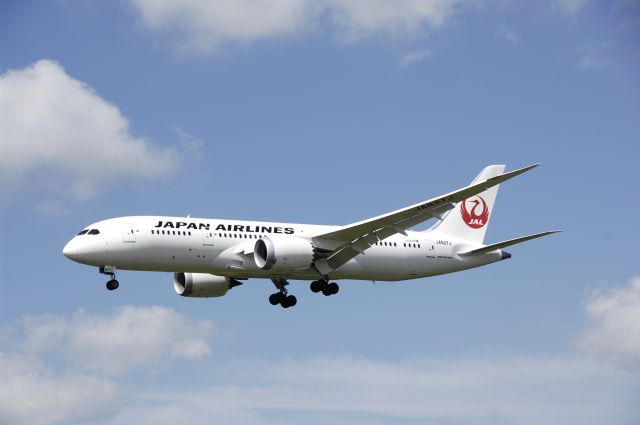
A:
312;163;540;275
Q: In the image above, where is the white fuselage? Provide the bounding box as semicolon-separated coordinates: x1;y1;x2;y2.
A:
63;216;503;282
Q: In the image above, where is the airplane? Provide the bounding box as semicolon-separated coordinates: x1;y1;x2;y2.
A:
62;163;559;308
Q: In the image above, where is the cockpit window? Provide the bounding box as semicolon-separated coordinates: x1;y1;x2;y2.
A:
77;230;89;235
88;229;100;235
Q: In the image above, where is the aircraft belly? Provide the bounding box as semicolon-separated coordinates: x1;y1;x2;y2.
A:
345;253;415;281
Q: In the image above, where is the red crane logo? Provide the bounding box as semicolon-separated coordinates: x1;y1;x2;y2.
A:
460;195;489;229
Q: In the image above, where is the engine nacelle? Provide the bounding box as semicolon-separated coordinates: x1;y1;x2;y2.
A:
173;272;234;298
254;236;314;272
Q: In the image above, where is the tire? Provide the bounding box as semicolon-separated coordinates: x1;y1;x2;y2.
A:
106;279;119;291
328;282;339;295
310;281;322;293
286;295;297;307
269;293;281;305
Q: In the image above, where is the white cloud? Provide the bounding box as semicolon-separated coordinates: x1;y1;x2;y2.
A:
34;200;71;215
16;306;213;376
399;48;430;66
0;354;119;425
110;356;637;425
578;277;640;369
0;60;180;200
1;299;639;425
495;25;522;45
549;0;588;16
129;0;318;52
127;0;470;52
578;41;612;69
0;306;214;425
327;0;466;42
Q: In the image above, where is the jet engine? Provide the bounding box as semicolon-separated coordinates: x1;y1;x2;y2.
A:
254;236;314;272
173;272;240;298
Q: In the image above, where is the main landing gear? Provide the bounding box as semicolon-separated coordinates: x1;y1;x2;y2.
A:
310;279;339;296
269;279;297;308
99;266;119;291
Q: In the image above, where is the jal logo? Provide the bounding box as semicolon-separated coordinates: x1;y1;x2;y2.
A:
461;195;489;229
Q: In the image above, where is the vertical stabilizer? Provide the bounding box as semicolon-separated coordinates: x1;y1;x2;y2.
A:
430;165;506;244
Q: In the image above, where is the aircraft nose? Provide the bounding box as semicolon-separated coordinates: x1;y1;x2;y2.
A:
63;239;78;261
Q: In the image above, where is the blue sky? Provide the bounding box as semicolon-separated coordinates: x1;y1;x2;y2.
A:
1;1;639;424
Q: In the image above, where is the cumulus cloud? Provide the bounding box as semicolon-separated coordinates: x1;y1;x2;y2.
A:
127;0;470;52
110;356;637;425
0;354;119;425
327;0;465;42
578;277;640;369
2;299;639;425
15;305;213;376
129;0;317;52
0;306;214;425
0;60;180;200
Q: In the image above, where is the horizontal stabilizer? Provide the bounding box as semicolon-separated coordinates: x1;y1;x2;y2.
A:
458;230;561;256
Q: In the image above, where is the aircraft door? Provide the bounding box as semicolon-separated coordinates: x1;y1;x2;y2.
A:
202;230;214;246
424;239;435;258
122;224;136;243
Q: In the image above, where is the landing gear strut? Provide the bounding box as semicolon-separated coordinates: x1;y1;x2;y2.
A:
269;279;297;308
310;279;339;296
99;266;119;291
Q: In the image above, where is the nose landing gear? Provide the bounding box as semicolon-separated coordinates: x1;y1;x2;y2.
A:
99;266;119;291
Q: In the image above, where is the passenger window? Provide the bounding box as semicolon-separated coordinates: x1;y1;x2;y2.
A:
188;231;191;236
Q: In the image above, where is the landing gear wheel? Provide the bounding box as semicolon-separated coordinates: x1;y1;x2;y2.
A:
310;280;324;293
269;292;285;305
322;282;339;296
106;279;119;291
100;266;119;291
270;279;296;308
281;295;297;308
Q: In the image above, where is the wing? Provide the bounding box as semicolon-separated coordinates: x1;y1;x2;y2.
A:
312;163;540;275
